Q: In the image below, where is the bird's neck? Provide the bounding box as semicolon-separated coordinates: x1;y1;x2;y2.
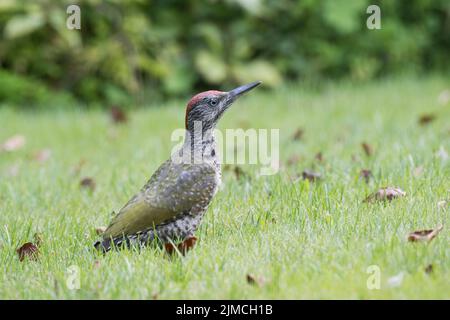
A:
181;128;219;166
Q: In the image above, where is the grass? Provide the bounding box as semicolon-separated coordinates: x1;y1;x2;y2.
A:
0;75;449;299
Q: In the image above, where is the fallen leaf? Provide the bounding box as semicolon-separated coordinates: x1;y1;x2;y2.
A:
291;128;304;141
424;264;433;274
418;114;436;125
407;225;443;243
361;142;373;157
246;274;266;287
16;242;39;262
387;272;404;288
302;170;321;182
360;169;373;183
1;134;26;152
33;149;51;163
110;106;127;123
364;187;406;203
95;226;106;235
80;177;96;191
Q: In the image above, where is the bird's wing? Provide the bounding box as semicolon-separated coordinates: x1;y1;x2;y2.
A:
102;160;218;239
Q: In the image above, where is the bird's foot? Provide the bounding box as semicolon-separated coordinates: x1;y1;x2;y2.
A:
164;236;198;256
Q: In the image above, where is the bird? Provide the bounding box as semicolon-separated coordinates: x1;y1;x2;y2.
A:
94;81;261;253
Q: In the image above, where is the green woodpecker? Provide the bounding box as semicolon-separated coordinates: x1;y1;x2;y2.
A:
94;81;261;252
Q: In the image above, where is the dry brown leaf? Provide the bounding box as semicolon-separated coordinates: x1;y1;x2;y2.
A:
360;169;373;183
408;225;443;243
291;128;304;141
95;226;106;235
16;242;39;262
110;106;127;123
302;170;321;182
418;114;436;125
1;135;26;152
364;187;406;203
80;177;96;191
33;149;52;163
361;142;373;157
246;274;266;287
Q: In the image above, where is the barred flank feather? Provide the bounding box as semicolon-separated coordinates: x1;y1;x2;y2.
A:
93;236;133;253
94;212;203;253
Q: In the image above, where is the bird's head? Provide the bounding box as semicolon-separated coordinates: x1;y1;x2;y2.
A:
185;81;261;132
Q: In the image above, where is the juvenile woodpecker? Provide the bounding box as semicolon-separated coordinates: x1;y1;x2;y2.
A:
94;81;261;252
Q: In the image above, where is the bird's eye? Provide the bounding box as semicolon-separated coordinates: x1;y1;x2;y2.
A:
209;98;218;106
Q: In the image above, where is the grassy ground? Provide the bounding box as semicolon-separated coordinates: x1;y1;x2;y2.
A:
0;76;449;299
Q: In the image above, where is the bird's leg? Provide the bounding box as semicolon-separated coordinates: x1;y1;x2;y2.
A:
164;242;176;255
177;236;198;254
164;236;197;256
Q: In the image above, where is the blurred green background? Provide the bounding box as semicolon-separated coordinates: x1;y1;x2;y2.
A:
0;0;449;108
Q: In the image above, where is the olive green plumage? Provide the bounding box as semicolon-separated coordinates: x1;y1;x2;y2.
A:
94;160;219;252
94;81;261;252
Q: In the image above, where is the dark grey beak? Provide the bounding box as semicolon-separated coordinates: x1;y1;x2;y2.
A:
228;81;262;100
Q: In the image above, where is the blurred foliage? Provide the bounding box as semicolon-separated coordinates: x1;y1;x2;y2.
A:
0;0;449;107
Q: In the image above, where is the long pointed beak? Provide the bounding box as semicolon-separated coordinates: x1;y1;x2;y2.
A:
228;81;261;100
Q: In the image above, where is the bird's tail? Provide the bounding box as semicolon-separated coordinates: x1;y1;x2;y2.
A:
93;238;119;253
93;229;156;253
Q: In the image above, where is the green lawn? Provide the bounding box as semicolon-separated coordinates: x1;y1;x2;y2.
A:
0;76;449;299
